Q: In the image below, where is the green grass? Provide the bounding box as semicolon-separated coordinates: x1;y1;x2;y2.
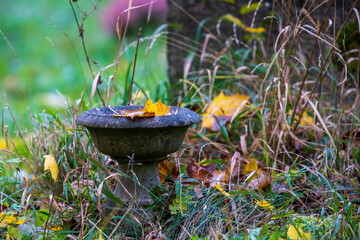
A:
0;0;167;132
1;0;360;239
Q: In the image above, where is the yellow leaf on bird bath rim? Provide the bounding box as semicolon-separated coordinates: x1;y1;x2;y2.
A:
44;155;59;182
111;97;171;119
143;97;171;116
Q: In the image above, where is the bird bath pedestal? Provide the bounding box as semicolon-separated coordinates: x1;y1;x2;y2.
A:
76;105;200;218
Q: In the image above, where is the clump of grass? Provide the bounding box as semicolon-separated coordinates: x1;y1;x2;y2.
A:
1;0;360;239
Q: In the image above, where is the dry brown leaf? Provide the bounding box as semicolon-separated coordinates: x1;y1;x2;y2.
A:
186;163;213;182
39;197;64;213
248;173;271;189
158;159;179;184
343;127;360;141
145;231;166;240
194;185;204;199
210;170;227;187
227;151;241;179
70;180;96;196
186;162;229;188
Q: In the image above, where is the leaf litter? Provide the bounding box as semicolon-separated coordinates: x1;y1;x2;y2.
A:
111;97;171;119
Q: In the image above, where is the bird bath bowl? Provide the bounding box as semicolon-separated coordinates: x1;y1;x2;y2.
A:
76;105;200;212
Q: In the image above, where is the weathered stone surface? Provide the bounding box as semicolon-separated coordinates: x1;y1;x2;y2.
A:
108;161;160;206
76;105;200;218
76;105;200;129
76;105;200;162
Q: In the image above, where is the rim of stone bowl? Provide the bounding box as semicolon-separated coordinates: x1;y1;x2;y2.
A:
76;105;201;129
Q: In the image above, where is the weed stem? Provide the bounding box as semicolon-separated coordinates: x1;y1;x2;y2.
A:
127;28;142;106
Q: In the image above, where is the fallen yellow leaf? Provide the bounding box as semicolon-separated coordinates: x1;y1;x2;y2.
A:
202;91;250;130
288;110;315;126
0;138;6;149
201;113;216;130
243;158;259;175
208;91;250;116
254;200;274;210
44;155;59;182
0;212;25;227
243;158;263;179
50;226;63;231
222;14;265;33
215;183;233;197
243;158;270;189
0;137;24;150
287;224;312;240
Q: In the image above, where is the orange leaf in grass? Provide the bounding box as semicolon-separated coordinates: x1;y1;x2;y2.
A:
158;159;179;184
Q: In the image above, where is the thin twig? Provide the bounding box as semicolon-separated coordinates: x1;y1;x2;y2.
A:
290;0;333;129
108;0;134;105
292;0;359;134
68;0;105;107
3;92;31;152
127;28;142;106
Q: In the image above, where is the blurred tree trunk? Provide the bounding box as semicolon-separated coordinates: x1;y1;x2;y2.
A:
166;0;270;96
166;0;359;97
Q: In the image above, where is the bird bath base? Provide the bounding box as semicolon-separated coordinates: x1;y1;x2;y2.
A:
108;160;161;207
76;105;200;224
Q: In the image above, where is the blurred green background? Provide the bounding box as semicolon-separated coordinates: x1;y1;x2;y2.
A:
0;0;168;134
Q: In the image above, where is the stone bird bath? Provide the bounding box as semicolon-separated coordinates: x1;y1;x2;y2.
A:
76;105;200;212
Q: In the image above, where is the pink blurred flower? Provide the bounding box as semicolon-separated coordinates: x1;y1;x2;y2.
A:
100;0;167;32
